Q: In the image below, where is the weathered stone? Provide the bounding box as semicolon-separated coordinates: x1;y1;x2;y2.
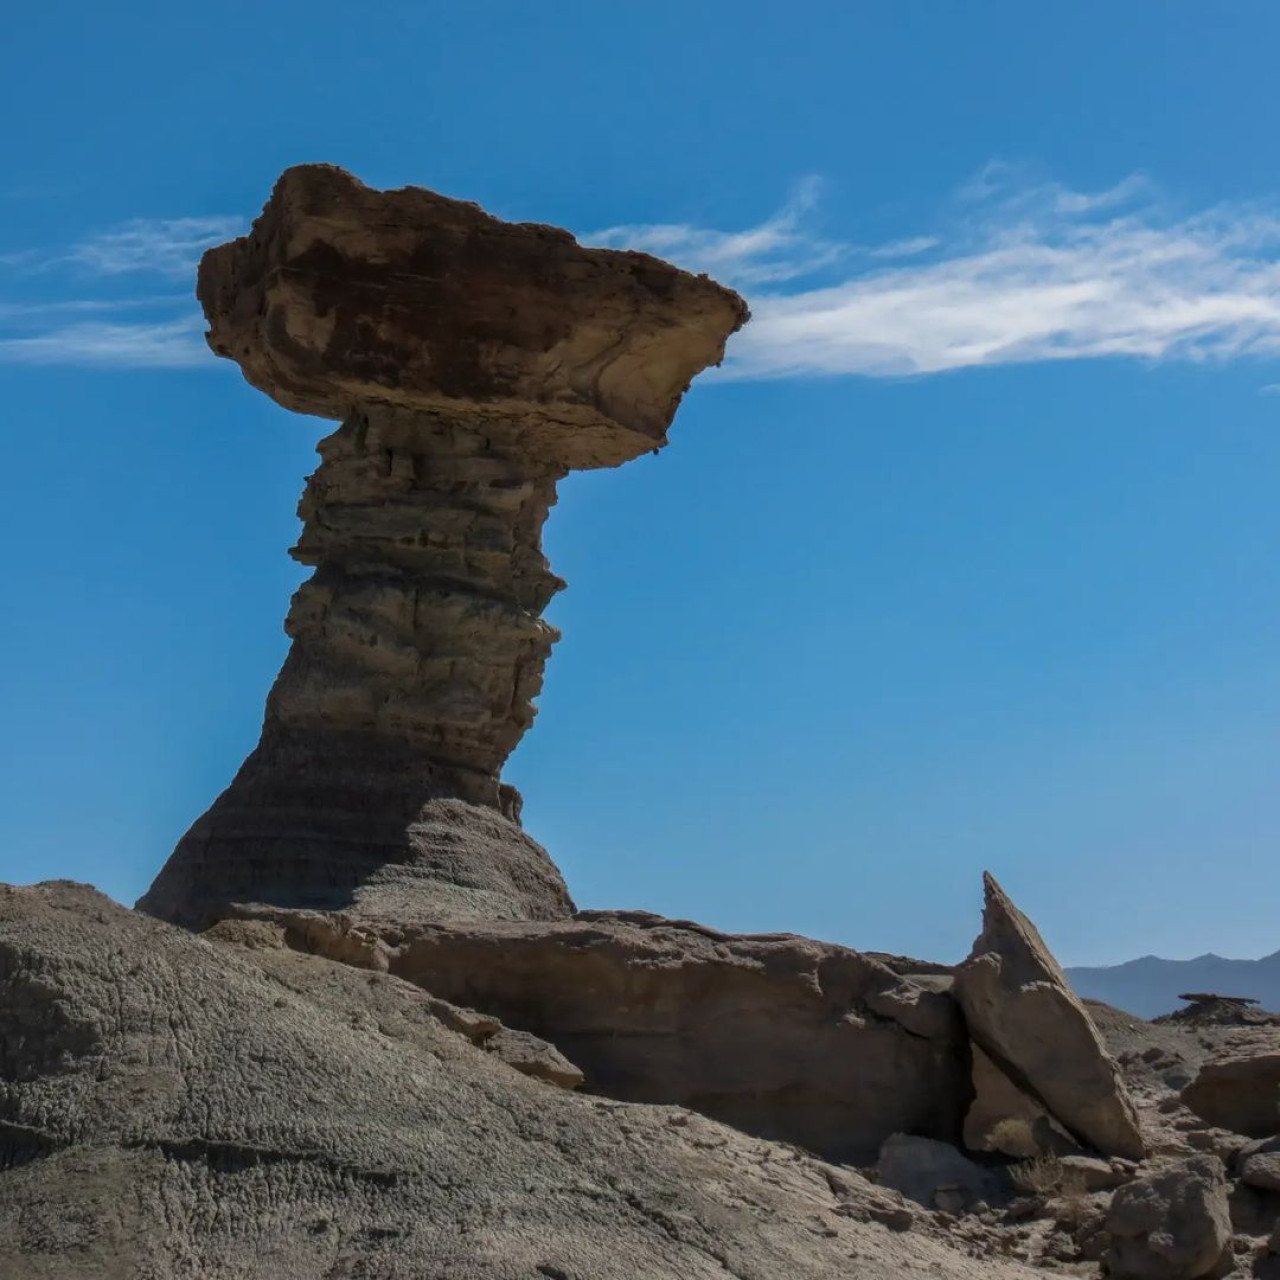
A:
196;164;747;468
962;1043;1080;1158
0;881;1039;1280
1104;1156;1232;1279
483;1026;584;1090
1238;1137;1280;1191
1182;1051;1280;1138
953;872;1145;1159
138;166;746;930
1056;1154;1128;1192
876;1135;995;1212
253;905;973;1163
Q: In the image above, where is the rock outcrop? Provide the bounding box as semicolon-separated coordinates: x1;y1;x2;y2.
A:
1182;1050;1280;1138
954;873;1146;1160
242;906;973;1163
0;882;1039;1280
139;164;747;930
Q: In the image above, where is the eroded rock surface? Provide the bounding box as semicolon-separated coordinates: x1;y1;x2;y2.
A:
1104;1156;1232;1279
954;873;1146;1160
139;165;746;930
1182;1050;1280;1138
0;881;1039;1280
246;905;973;1163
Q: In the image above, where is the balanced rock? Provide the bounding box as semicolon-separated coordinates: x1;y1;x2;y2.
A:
139;165;746;930
953;872;1145;1160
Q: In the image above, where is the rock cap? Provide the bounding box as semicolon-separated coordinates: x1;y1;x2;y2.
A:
198;164;749;469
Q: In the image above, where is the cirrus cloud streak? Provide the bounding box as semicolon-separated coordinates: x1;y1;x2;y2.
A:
589;173;1280;380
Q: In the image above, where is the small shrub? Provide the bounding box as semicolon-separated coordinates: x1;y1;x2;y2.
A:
1008;1155;1087;1200
988;1117;1039;1159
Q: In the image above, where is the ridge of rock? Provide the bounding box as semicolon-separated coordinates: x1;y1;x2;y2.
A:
237;905;974;1163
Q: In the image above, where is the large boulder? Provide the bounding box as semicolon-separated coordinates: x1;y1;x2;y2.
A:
953;873;1145;1159
1104;1156;1232;1279
1182;1050;1280;1138
0;882;1037;1280
255;905;974;1164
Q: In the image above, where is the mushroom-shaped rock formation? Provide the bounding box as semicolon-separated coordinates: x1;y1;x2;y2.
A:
139;165;747;930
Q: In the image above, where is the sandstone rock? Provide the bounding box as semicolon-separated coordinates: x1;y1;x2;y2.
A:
1104;1155;1232;1279
1056;1154;1128;1192
483;1026;584;1090
1182;1050;1280;1138
953;872;1145;1159
0;882;1039;1280
197;164;748;467
1238;1137;1280;1192
253;905;973;1163
875;1134;995;1212
962;1043;1080;1158
139;165;746;931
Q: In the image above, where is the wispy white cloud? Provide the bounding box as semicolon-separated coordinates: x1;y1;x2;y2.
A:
588;168;1280;381
0;316;210;368
0;214;237;369
588;177;847;286
0;295;187;322
867;236;939;261
62;216;242;277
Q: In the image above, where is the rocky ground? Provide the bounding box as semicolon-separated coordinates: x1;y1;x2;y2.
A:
3;878;1279;1278
0;881;1037;1280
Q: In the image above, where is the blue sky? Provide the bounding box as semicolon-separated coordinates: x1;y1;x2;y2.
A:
3;1;1279;966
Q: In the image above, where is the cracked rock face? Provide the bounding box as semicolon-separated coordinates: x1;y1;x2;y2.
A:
139;165;746;930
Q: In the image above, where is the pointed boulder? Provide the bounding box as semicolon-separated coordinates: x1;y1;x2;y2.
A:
954;872;1146;1160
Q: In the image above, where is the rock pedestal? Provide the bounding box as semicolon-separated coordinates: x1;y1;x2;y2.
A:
139;165;746;929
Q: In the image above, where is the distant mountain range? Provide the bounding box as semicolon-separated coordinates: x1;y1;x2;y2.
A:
1066;951;1280;1020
